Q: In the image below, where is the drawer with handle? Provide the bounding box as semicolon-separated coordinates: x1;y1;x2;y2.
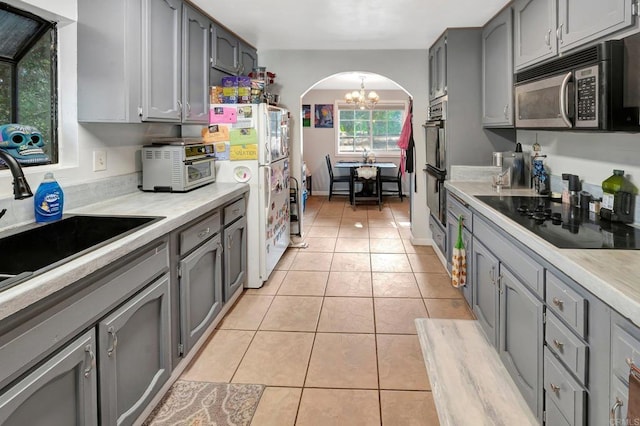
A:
545;311;588;385
224;198;245;226
546;271;587;338
180;211;221;256
544;347;586;426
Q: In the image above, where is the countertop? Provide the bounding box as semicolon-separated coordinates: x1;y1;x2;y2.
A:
446;181;640;328
0;182;249;322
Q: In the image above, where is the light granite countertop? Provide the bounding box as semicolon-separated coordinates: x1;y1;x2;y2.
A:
0;182;249;322
445;181;640;327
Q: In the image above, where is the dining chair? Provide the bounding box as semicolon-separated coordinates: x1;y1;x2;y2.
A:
380;168;404;201
350;166;382;210
325;154;350;200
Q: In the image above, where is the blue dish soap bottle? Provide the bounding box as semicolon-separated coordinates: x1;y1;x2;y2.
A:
34;172;64;223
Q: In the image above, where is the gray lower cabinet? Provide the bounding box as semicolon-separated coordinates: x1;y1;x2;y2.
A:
0;330;98;425
99;276;171;426
610;310;640;425
498;266;543;419
471;237;499;347
178;211;223;356
223;215;247;302
482;6;514;127
544;347;586;426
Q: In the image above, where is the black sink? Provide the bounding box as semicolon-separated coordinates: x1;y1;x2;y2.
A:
0;214;163;290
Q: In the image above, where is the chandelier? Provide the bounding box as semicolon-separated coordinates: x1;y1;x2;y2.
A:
344;77;379;110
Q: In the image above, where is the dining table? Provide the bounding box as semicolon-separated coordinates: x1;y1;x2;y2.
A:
334;161;397;202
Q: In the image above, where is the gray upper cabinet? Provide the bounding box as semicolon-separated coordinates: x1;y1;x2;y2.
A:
558;0;635;52
0;330;98;426
482;7;514;127
428;35;447;101
513;0;636;71
238;41;258;76
99;276;171;426
212;23;239;74
182;4;210;124
141;0;182;122
513;0;557;70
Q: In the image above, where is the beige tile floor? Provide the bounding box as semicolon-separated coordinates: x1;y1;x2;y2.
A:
180;195;475;425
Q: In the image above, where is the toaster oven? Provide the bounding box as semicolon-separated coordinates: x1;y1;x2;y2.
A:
142;143;216;192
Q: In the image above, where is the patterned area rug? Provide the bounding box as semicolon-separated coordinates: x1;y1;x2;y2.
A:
143;380;265;426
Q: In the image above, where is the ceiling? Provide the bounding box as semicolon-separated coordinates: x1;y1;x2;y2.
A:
192;0;510;89
193;0;509;51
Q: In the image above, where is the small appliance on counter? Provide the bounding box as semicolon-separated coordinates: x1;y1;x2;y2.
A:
491;143;530;189
600;170;637;223
141;139;216;192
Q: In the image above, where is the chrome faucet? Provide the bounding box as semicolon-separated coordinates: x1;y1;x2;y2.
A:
0;149;33;199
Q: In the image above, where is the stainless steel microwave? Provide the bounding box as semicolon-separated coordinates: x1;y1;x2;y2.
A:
514;33;640;131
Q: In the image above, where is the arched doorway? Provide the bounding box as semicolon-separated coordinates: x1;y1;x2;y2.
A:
298;71;412;235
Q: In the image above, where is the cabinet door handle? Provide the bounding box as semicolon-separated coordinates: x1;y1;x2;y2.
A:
198;228;211;239
107;326;118;357
233;208;240;215
227;234;233;249
553;339;564;350
610;397;624;424
556;24;563;44
552;297;564;308
177;100;183;117
84;344;95;378
186;102;191;117
545;29;551;47
503;105;509;120
549;383;560;393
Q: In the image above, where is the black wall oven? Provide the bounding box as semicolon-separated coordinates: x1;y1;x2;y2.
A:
424;98;447;226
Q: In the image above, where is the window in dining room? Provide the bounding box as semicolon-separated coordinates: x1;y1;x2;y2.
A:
337;102;406;154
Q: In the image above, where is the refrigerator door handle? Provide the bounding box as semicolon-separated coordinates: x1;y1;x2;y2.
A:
264;109;271;165
265;165;272;212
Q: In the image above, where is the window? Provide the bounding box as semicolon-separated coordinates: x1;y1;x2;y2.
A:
0;2;58;167
337;102;406;154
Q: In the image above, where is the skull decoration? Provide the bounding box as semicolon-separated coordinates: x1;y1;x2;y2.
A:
0;123;50;166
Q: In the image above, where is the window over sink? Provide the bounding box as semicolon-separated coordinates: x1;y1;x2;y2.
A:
0;1;58;168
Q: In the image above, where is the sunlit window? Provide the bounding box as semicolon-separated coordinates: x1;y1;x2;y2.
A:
0;2;58;167
337;103;405;154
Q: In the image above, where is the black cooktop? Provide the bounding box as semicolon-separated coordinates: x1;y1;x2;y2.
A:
476;195;640;249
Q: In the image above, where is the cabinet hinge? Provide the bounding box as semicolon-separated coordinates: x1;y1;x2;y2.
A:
178;343;184;356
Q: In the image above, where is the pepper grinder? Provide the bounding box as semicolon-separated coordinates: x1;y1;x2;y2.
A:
568;174;581;208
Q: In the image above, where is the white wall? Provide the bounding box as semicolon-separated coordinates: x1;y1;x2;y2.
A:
259;49;430;243
517;130;640;192
301;88;409;196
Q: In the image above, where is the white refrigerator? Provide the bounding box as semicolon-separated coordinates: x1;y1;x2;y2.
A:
213;103;290;288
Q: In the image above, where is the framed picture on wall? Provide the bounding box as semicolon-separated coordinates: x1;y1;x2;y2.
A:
314;104;333;128
302;104;311;127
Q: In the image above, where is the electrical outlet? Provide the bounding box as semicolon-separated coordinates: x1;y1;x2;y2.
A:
93;150;107;171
